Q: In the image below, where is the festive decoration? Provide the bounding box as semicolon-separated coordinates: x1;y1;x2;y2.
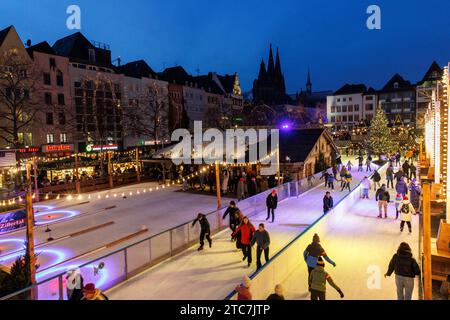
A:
368;107;397;157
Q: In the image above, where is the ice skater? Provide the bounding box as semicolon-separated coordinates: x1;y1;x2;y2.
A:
323;191;334;214
327;174;338;190
361;176;371;199
309;258;344;300
399;196;416;234
346;160;353;172
232;216;256;267
192;213;212;251
266;189;278;223
251;223;270;269
394;193;403;220
375;184;390;219
320;170;330;187
303;233;336;291
222;201;240;234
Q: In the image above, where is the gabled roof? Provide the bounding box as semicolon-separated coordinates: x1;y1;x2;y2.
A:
216;74;235;94
117;60;156;79
333;84;367;95
380;73;414;92
267;128;335;163
158;66;192;84
26;41;56;58
53;32;112;67
418;61;443;85
363;87;377;95
192;73;223;94
0;25;13;47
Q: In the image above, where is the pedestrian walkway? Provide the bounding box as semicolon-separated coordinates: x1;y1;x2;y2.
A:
107;162;371;300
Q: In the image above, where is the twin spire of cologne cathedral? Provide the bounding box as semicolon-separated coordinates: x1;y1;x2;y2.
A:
253;44;287;106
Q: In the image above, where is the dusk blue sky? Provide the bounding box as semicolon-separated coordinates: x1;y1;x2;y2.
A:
1;0;450;93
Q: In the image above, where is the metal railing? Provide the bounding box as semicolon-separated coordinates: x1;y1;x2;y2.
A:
1;171;324;300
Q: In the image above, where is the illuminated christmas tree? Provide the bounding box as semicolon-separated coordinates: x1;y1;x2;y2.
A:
368;107;396;158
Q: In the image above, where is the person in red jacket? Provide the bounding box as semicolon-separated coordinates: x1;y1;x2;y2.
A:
232;216;256;267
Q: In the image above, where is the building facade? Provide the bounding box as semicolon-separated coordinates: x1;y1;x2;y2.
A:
378;73;416;126
326;84;376;132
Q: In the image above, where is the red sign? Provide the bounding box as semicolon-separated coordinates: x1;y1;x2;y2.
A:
18;147;40;153
42;144;74;153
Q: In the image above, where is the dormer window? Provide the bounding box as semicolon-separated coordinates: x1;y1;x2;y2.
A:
88;48;96;62
393;82;399;89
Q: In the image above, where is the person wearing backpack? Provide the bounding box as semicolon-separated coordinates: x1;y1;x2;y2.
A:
399;196;416;233
371;170;382;191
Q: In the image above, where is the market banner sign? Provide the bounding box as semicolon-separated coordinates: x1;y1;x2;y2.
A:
86;144;119;152
0;208;26;234
42;144;74;153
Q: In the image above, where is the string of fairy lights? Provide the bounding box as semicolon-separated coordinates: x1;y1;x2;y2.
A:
0;149;279;206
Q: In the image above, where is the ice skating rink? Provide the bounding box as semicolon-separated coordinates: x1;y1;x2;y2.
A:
107;163;373;300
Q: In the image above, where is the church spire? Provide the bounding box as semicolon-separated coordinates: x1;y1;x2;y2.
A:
275;47;282;77
267;44;275;79
258;58;266;80
306;68;312;95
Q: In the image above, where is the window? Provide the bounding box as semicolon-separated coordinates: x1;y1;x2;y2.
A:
46;112;53;125
365;103;374;111
43;72;51;85
56;70;63;86
348;115;353;122
393;82;399;89
330;116;336;122
342;115;347;122
336;116;342;122
49;58;56;68
354;114;360;121
59;112;66;125
60;133;67;143
337;98;340;102
46;133;54;144
336;106;341;113
348;105;353;112
58;94;65;105
365;95;373;101
331;106;336;113
88;49;96;62
349;97;352;101
354;104;359;111
342;105;347;112
44;92;52;105
343;98;346;102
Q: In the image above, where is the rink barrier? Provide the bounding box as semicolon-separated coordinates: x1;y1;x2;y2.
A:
224;163;387;300
0;171;325;300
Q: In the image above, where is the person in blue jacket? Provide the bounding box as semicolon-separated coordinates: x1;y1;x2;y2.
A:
303;233;336;290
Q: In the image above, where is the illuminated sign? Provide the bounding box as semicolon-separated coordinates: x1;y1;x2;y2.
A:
42;144;74;153
0;209;26;234
18;147;40;153
86;144;118;152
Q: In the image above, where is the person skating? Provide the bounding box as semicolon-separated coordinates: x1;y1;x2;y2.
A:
409;179;421;213
309;258;344;300
375;184;390;218
395;177;408;197
323;191;334;214
327;174;338;190
341;172;352;192
303;233;336;290
339;167;348;188
192;213;212;251
222;201;240;235
384;242;421;300
266;284;285;300
366;157;372;172
402;161;410;180
399;196;416;234
307;174;315;187
346;160;353;172
236;177;245;201
357;155;364;172
361;176;371;199
66;270;84;301
235;276;252;300
251;223;270;269
394;169;405;182
320;170;330;187
371;170;382;191
232;216;256;267
266;190;278;222
81;283;108;300
386;165;395;189
409;163;417;180
394;193;403;220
